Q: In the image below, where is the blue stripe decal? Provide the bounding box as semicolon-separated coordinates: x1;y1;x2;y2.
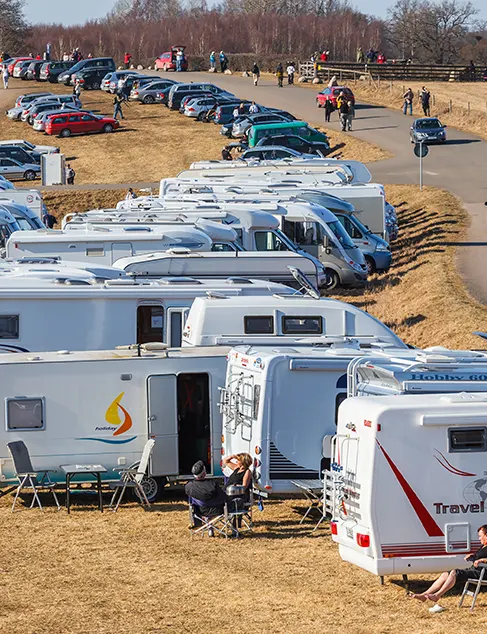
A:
76;436;137;444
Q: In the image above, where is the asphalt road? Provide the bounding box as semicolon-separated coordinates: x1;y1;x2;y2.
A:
179;71;487;305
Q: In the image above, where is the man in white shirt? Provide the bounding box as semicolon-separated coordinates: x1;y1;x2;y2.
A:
249;101;259;114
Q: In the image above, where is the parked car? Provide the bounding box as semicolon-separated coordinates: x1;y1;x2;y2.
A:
231;112;293;138
22;96;82;124
32;106;93;132
257;134;330;156
14;60;33;79
25;61;44;81
39;61;75;83
0;140;59;155
316;86;355;108
10;58;34;76
239;146;319;161
6;93;54;120
102;71;144;93
213;101;253;126
130;79;177;104
155;46;188;71
45;112;120;137
179;92;215;113
73;68;110;90
183;95;228;118
57;57;116;85
410;117;447;144
247;120;329;147
0;158;40;181
0;145;44;165
167;83;233;109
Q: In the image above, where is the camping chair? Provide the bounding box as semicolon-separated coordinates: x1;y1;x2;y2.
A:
188;497;228;538
459;564;487;611
7;440;60;512
224;487;255;538
108;438;155;511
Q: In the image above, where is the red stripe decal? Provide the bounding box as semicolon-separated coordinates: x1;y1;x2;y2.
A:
377;440;444;537
433;456;471;476
435;450;476;477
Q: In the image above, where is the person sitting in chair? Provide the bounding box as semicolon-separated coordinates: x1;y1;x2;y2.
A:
409;524;487;612
222;453;253;502
185;460;226;521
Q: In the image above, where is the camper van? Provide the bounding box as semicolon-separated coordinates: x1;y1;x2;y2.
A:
327;349;487;578
0;346;231;501
0;189;45;219
6;226;214;265
178;165;349;185
115;250;328;289
0;276;291;352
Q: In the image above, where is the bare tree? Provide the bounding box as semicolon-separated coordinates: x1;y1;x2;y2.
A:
0;0;29;54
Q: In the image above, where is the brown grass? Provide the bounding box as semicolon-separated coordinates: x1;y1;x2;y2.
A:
1;491;485;634
332;184;487;350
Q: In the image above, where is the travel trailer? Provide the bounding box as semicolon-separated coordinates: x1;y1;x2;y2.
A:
115;250;329;289
0;346;231;502
220;338;410;494
6;226;215;265
0;276;290;352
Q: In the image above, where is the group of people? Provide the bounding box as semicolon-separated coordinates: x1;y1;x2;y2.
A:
402;86;431;116
275;62;295;87
323;91;354;131
62;48;88;63
209;51;228;73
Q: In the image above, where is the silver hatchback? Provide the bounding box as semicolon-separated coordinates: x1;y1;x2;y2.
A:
129;80;176;104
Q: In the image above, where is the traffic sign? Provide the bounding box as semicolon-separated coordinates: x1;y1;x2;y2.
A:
414;143;429;158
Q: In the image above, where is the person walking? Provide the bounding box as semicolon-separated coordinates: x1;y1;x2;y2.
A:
219;51;228;73
65;164;76;185
124;52;132;69
113;94;124;120
209;51;216;71
346;100;355;131
420;86;431;116
324;98;334;122
286;62;295;85
2;65;9;90
276;63;284;88
252;62;260;86
356;47;364;63
73;79;81;101
176;49;183;72
403;87;414;115
338;99;350;131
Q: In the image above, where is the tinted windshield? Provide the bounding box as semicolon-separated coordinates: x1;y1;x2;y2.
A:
327;220;356;249
416;119;441;129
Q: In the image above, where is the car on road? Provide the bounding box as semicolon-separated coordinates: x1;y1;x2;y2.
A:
410;117;447;144
239;146;319;161
57;57;116;85
25;61;44;81
0;140;59;156
130;79;177;104
39;61;75;83
256;134;329;156
0;158;40;181
316;85;355;108
155;46;188;72
231;112;294;138
45;112;120;137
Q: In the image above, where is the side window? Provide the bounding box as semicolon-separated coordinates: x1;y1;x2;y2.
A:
339;216;362;239
52;117;64;124
449;428;487;452
0;315;19;338
211;242;236;252
244;315;274;334
137;305;164;344
254;231;289;252
69;115;81;122
282;316;323;334
81;115;95;122
6;397;44;430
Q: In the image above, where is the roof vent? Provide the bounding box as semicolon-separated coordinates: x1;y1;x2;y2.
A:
159;277;201;285
226;277;253;284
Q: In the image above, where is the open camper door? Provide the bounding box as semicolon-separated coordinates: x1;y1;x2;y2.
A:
147;375;179;475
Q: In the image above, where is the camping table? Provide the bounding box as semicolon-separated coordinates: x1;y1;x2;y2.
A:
60;464;107;514
290;479;324;525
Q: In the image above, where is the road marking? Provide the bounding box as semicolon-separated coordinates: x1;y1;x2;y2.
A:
425;171;439;176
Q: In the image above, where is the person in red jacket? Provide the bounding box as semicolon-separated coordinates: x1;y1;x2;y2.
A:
124;52;132;69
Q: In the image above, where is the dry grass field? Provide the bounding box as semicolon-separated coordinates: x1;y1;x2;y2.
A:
1;492;486;634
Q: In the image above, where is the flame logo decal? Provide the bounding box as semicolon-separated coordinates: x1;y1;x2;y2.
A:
106;392;133;436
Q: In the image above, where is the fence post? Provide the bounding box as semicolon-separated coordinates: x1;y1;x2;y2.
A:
468;102;470;114
378;75;380;89
390;80;393;91
449;100;452;113
432;94;435;106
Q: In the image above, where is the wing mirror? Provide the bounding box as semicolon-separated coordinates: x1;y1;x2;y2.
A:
323;235;332;253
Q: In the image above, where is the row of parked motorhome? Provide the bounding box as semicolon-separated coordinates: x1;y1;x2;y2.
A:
0;98;483;587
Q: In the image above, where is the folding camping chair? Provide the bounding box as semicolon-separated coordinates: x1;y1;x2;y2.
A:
188;497;228;538
7;440;60;512
459;564;487;611
224;488;256;538
109;438;155;511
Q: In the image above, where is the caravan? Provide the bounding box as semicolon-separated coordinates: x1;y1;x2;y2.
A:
327;349;487;578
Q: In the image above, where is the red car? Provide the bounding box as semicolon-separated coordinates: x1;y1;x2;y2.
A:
45;112;120;137
316;86;355;108
155;45;188;72
8;57;34;75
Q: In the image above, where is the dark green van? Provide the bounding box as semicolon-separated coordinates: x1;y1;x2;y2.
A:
247;120;329;148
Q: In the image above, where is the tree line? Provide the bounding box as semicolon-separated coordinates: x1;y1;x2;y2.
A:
2;0;486;66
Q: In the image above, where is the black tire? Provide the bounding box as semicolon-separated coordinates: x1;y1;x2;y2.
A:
24;170;36;181
143;95;155;104
365;256;376;275
131;475;167;503
103;123;114;133
323;269;340;290
60;128;71;138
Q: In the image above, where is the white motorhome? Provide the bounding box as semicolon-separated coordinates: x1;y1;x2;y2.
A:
6;226;214;265
0;200;44;230
179;165;350;185
0;346;230;501
0;189;45;219
0;276;290;352
0;257;125;281
115;250;328;289
220;336;409;494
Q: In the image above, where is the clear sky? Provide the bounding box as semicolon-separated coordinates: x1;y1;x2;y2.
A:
24;0;487;25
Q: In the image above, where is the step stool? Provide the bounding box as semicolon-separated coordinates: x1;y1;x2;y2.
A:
459;564;487;611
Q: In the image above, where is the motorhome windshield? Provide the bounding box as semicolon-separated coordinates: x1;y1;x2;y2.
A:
254;229;293;252
327;220;356;249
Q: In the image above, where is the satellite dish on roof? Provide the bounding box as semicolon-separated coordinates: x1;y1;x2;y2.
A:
288;266;321;300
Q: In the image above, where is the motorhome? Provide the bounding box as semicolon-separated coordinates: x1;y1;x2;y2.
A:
0;257;125;282
6;226;215;265
0;189;45;219
327;349;487;578
0;200;44;230
0;276;291;352
220;338;410;494
0;346;231;501
178;165;350;185
115;250;328;289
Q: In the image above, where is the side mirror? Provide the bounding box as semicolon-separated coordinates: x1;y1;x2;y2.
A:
443;124;447;128
322;435;334;459
323;235;331;249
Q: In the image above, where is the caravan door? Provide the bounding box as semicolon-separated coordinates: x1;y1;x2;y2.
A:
147;375;179;476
